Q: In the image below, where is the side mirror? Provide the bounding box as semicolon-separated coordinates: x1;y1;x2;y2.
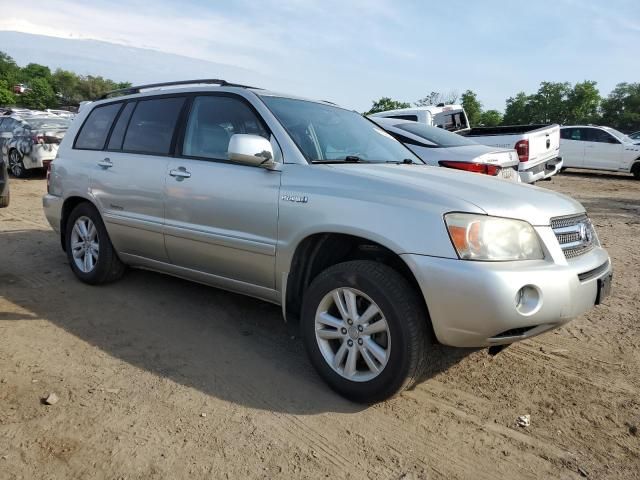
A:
228;134;278;170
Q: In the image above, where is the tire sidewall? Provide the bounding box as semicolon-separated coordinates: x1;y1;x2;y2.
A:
65;203;113;284
301;263;417;402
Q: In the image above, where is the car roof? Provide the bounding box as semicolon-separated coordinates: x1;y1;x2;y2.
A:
91;84;346;111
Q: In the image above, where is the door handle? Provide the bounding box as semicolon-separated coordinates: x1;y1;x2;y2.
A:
97;158;113;168
169;168;191;179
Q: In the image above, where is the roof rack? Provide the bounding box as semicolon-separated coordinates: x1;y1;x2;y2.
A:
99;79;260;99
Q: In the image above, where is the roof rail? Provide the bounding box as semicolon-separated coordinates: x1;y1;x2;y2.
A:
99;79;260;99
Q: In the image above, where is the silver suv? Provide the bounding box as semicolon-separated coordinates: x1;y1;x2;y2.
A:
43;79;612;402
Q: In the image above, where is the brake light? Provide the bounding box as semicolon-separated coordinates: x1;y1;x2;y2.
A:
32;135;45;144
515;139;529;162
439;161;500;176
32;135;61;144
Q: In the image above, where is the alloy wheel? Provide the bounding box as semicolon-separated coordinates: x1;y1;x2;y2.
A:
314;287;391;382
70;216;100;273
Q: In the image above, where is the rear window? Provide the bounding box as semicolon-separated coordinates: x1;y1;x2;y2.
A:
122;97;185;155
75;103;122;150
395;122;477;147
386;114;418;122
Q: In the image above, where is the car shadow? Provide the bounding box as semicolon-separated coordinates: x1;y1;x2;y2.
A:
560;169;635;181
0;228;473;414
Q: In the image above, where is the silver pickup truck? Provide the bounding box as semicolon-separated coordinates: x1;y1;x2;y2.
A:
43;80;612;402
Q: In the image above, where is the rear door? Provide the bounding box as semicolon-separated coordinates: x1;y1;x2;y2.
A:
163;94;280;289
582;128;623;171
560;127;585;168
88;96;186;262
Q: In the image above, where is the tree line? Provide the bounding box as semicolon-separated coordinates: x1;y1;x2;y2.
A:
0;51;131;110
366;81;640;133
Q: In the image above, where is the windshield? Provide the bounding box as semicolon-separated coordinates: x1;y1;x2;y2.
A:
393;122;477;147
26;117;71;129
603;127;633;144
261;96;421;163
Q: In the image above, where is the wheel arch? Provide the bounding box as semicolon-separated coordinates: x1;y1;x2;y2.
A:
284;232;435;339
60;196;98;251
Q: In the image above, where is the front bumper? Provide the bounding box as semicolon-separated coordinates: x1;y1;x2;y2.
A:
402;246;612;347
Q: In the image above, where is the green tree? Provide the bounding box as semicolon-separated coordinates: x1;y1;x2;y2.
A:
0;52;20;86
52;68;79;103
20;77;57;109
565;81;601;124
415;90;459;107
365;97;411;115
0;79;16;105
20;63;52;82
76;75;132;100
503;92;533;125
461;90;482;126
479;109;503;126
601;82;640;132
528;81;571;124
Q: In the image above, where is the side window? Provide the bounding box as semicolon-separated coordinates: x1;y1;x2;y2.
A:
560;128;572;140
123;97;185;155
570;128;583;141
107;102;136;150
587;129;619;144
75;103;122;150
182;96;268;160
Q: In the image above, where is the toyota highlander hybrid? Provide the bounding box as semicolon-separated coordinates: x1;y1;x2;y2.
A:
43;80;612;402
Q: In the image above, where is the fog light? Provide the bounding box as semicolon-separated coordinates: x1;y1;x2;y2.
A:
515;285;541;315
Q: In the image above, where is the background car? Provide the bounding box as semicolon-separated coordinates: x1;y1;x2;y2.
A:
370;117;520;182
0;115;70;178
560;125;640;179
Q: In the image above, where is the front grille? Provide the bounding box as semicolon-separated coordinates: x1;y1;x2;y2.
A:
578;260;610;282
551;213;596;259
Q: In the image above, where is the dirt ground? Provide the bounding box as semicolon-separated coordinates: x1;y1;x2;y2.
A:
0;170;638;479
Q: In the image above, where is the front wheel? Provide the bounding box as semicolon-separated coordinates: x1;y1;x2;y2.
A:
8;150;28;178
301;261;429;403
65;202;126;284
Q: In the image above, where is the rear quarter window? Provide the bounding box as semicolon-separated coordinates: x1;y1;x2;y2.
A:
74;103;122;150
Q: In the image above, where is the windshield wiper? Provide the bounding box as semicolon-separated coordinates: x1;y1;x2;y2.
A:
311;156;370;164
385;159;417;165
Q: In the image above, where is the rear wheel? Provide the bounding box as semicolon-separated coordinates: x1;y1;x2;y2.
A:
65;202;125;284
8;150;28;178
632;163;640;180
301;260;428;403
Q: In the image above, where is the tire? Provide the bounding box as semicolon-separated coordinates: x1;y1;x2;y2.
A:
632;163;640;180
8;149;29;178
65;202;126;285
301;260;429;403
0;191;9;208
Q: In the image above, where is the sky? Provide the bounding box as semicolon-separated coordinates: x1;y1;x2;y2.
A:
0;0;639;112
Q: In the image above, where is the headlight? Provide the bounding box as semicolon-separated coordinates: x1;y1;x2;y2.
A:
444;213;544;261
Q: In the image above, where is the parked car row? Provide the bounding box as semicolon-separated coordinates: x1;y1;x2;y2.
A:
43;79;613;402
0;113;71;178
372;107;563;184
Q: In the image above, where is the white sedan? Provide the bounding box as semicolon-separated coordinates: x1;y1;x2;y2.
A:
370;117;520;182
560;125;640;179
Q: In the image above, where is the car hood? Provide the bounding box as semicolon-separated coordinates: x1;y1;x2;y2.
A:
328;163;584;226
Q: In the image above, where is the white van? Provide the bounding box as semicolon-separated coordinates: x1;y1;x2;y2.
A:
370;104;470;132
